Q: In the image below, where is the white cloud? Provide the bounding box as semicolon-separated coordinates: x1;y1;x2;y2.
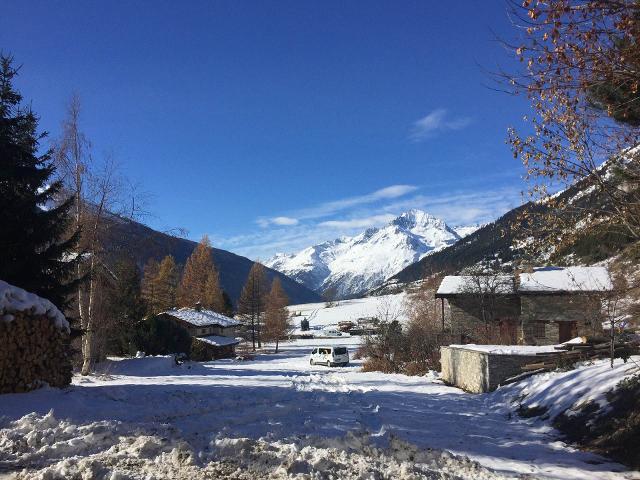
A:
409;109;472;141
318;214;396;229
214;184;522;260
257;216;299;227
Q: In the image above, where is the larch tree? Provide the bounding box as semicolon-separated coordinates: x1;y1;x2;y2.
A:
237;262;268;351
0;55;80;309
263;278;291;353
177;235;224;311
153;255;180;313
141;258;160;314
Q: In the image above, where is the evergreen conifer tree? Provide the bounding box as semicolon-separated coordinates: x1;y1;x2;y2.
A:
0;55;79;309
105;257;147;355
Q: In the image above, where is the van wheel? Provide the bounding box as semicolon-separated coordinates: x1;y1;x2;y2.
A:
329;362;335;367
310;359;314;365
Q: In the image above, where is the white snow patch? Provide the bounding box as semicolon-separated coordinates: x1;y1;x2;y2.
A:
0;280;69;332
450;344;559;355
161;307;240;327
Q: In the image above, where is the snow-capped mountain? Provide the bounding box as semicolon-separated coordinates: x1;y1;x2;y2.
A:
453;223;484;238
266;210;462;298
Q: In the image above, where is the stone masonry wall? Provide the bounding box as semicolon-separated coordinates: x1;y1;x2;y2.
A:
520;295;603;345
440;346;489;393
441;346;550;393
0;313;72;394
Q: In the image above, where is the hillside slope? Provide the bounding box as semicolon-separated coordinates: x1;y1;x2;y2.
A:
379;170;638;292
101;217;321;305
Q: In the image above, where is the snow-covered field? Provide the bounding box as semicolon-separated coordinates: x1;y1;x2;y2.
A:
1;337;638;479
288;292;407;335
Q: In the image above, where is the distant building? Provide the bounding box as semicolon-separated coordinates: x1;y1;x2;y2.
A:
157;305;241;359
435;266;613;345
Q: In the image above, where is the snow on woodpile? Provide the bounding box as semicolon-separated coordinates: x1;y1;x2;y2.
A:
0;280;72;394
0;279;69;332
519;266;613;293
163;307;240;327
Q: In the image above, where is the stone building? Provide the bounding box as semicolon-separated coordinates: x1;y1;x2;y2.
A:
157;305;241;359
435;266;613;345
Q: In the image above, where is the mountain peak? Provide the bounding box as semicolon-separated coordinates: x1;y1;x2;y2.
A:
392;209;441;228
266;209;460;298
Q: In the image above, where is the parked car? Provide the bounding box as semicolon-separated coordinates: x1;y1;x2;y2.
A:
309;346;350;366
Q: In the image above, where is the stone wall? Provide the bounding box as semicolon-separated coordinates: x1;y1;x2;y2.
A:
0;313;72;393
440;346;547;393
520;295;603;345
440;346;489;393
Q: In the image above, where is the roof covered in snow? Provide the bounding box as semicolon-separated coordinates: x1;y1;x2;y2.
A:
436;275;515;297
0;280;69;332
436;266;613;297
518;266;613;294
162;308;240;328
195;335;241;347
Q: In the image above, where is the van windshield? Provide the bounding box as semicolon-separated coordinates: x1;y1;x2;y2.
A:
333;347;347;355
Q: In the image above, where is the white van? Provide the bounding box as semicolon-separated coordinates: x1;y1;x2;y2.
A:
309;346;349;367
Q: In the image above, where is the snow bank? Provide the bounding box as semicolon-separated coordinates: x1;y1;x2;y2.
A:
500;356;640;419
0;280;69;332
0;412;515;480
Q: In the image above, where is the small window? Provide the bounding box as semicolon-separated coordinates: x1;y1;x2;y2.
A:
533;322;546;339
312;348;317;354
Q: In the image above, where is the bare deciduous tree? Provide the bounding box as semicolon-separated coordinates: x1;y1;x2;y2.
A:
503;1;640;248
54;94;146;374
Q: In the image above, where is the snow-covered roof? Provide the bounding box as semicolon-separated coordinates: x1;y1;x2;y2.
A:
0;280;69;332
436;266;613;297
518;266;613;294
435;275;515;297
162;308;240;328
195;335;241;347
448;344;559;355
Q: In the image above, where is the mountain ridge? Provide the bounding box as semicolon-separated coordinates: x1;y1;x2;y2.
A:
265;209;472;298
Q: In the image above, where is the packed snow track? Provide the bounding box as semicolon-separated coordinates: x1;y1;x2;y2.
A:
0;338;636;479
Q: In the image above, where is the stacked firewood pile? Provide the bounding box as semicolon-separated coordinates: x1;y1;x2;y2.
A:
0;313;72;393
521;336;640;374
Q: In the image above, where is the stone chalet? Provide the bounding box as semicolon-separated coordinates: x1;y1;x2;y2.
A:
157;306;241;359
435;266;613;345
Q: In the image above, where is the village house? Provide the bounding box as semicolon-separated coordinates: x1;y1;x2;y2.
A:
435;266;613;345
157;305;241;359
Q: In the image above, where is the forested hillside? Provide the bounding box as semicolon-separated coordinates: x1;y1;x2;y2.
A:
101;216;321;305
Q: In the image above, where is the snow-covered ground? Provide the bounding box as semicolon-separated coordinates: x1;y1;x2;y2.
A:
288;292;407;336
1;336;639;479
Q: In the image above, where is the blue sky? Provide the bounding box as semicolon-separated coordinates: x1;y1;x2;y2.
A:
2;1;530;259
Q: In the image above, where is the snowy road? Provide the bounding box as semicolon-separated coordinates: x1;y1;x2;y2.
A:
0;338;638;479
